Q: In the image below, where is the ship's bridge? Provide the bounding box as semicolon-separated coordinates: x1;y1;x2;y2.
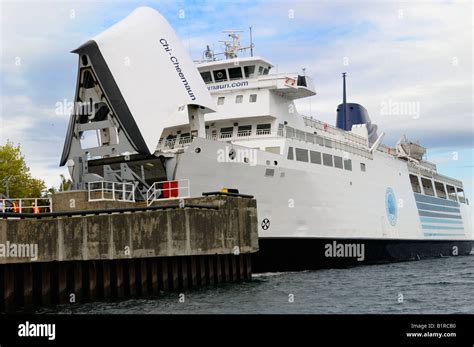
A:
196;57;316;100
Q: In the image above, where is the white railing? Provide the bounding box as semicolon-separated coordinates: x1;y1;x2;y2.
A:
285;125;373;159
87;181;135;202
159;129;280;150
219;132;233;139
178;136;193;145
256;128;271;135
0;197;52;213
146;179;190;206
237;130;252;137
303;116;368;147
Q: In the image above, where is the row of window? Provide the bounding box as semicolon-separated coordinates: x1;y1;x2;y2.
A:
217;123;271;135
217;94;257;105
287;146;359;171
409;174;466;203
200;65;270;84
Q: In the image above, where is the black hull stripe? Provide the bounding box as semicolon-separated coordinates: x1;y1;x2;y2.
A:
252;238;473;273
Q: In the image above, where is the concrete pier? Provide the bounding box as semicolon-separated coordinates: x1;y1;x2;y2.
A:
0;194;258;311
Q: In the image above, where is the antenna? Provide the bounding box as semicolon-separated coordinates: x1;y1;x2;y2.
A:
249;26;254;57
342;72;347;129
216;30;253;59
203;45;214;61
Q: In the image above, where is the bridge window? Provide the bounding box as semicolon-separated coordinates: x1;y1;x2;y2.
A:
258;66;264;75
334;156;343;169
256;124;271;135
456;187;466;203
235;95;243;103
200;71;212;83
217;96;225;105
220;127;233;138
244;65;255;78
409;174;421;193
237;125;252;137
295;148;309;162
263;67;270;75
310;150;321;164
344;159;352;171
228;67;243;80
249;94;257;103
323;153;333;167
213;69;227;82
420;177;434;196
287;147;294;160
446;185;457;201
434;181;447;199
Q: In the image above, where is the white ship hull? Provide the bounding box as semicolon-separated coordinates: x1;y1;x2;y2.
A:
168;138;473;271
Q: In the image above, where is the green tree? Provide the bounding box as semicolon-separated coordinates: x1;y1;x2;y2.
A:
0;141;46;198
47;174;72;194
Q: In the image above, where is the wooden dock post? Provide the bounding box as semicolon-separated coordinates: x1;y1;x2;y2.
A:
171;257;179;290
239;255;245;281
138;258;148;296
246;254;252;279
190;256;197;287
181;257;188;289
3;265;15;311
207;256;215;285
73;262;83;303
231;256;237;282
149;258;158;294
199;256;207;286
115;259;125;299
88;261;97;301
128;259;136;296
41;263;52;306
102;260;111;299
57;262;68;305
23;263;34;309
223;255;230;282
161;258;169;291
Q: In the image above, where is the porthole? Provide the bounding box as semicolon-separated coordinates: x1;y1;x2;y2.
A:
195;147;201;154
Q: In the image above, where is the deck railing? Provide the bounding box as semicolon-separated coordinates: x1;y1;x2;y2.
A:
157;121;373;160
146;179;190;206
0;197;52;213
87;181;135;202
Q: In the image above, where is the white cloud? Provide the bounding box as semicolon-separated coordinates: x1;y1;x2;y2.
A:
0;0;472;191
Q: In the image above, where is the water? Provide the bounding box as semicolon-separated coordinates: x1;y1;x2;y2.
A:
42;254;474;314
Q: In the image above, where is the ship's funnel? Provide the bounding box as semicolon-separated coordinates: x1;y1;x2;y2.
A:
336;73;378;144
60;6;215;166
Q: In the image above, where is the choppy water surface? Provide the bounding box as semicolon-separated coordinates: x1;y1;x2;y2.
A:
44;254;474;314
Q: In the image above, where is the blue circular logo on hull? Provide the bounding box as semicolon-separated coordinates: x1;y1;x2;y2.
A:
385;187;397;226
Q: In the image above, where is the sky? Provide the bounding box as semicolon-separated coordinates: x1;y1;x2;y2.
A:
0;0;472;201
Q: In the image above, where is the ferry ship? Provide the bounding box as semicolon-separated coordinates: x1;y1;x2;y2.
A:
60;7;473;272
